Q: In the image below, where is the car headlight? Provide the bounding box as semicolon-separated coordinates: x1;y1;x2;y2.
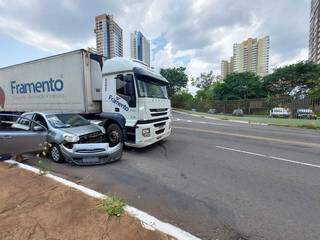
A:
142;128;151;137
97;125;106;134
63;133;80;143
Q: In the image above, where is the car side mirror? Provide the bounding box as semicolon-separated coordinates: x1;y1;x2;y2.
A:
33;125;46;132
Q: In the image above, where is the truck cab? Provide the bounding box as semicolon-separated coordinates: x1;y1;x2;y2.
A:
102;58;171;147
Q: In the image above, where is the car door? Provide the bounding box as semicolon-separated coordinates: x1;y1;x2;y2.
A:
0;114;48;155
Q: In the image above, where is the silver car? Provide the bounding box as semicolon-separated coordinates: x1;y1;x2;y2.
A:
8;112;122;165
0;114;48;158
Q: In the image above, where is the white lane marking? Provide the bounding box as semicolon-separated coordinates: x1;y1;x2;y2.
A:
216;146;320;169
4;160;201;240
174;118;230;126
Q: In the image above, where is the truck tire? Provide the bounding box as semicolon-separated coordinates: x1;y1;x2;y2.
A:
50;144;64;163
106;123;123;147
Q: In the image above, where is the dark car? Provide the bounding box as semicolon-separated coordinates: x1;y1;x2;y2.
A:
232;108;244;117
293;109;317;120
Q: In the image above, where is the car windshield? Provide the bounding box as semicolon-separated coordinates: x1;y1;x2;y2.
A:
47;114;90;128
136;75;168;99
298;109;312;113
274;109;285;113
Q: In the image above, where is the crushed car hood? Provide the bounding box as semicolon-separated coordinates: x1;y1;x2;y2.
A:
61;124;101;137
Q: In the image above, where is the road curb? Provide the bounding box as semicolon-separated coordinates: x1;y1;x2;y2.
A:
4;160;202;240
173;110;269;126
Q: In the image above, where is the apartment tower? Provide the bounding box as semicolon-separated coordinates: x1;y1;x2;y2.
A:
220;57;235;79
309;0;320;63
94;14;123;59
130;31;151;66
233;36;270;76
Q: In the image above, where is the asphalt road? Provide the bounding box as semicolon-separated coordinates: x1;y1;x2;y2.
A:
25;111;320;240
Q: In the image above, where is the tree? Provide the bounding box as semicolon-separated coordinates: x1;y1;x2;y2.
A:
262;61;320;97
170;91;194;109
160;67;189;97
193;87;214;112
213;72;266;100
192;71;216;90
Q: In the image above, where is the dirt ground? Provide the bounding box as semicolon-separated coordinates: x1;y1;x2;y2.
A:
0;163;175;240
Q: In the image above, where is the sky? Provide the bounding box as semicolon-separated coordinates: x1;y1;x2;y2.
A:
0;0;310;80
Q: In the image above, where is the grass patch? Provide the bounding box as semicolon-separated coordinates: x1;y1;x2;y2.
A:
174;108;320;129
8;162;18;168
300;123;319;129
97;196;125;217
37;160;52;176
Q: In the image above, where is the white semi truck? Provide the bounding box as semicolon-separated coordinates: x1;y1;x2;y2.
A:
0;49;172;147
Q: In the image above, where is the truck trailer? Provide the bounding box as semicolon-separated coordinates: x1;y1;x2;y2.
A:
0;49;172;147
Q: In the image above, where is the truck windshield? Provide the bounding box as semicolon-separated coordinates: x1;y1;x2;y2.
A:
47;114;90;128
136;75;168;99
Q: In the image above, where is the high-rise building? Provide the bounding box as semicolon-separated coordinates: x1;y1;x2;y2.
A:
221;60;230;80
233;36;270;76
130;31;151;66
309;0;320;63
220;57;235;79
94;14;123;59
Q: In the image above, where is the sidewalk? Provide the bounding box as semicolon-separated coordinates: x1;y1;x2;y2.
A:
0;162;174;240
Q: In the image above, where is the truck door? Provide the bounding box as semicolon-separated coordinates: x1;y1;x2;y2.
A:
116;74;136;107
113;74;137;116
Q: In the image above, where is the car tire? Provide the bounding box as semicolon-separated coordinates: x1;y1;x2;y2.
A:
106;123;123;147
50;144;64;163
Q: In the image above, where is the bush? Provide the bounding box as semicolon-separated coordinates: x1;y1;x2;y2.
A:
171;91;194;110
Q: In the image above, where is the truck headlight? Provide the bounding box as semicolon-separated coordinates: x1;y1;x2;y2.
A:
63;133;80;143
142;128;150;137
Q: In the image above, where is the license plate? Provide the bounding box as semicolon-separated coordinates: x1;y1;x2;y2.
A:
82;157;99;163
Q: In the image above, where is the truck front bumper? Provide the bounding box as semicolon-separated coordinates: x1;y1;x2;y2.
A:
60;142;122;166
126;118;172;148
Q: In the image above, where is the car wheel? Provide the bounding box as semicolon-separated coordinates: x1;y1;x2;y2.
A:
106;123;123;147
50;144;64;163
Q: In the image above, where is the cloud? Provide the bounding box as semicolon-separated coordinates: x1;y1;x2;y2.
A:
0;16;71;52
0;0;310;79
271;48;309;69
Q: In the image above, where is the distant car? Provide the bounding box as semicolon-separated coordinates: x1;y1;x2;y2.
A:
11;112;122;165
293;109;317;120
269;107;290;118
232;108;244;117
208;109;216;114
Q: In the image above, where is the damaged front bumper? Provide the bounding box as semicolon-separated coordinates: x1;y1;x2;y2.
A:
60;142;122;166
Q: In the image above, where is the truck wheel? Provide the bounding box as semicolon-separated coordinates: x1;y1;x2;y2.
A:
106;123;123;147
50;144;64;163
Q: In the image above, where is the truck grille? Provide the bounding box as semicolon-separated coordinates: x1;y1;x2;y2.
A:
154;122;166;128
78;131;104;144
150;108;168;117
155;129;165;135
